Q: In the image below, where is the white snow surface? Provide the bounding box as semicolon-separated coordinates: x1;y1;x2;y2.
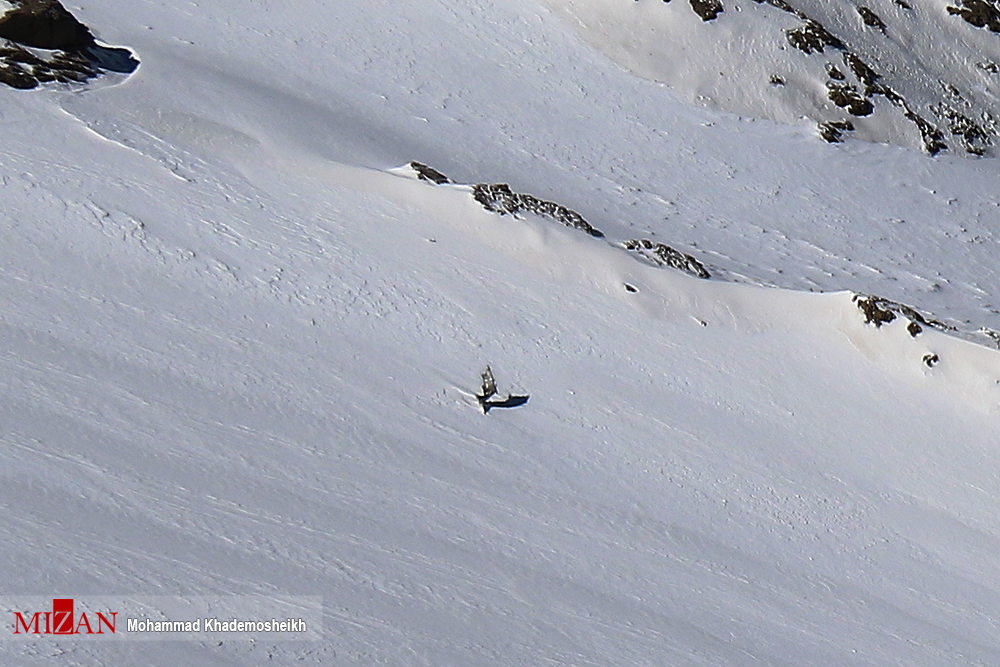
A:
2;0;1000;664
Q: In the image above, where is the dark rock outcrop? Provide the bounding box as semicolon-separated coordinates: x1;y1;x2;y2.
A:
471;183;604;238
406;162;715;279
409;161;452;185
689;0;724;21
818;119;854;142
623;239;711;279
947;0;1000;32
786;20;845;54
827;82;874;116
855;295;897;327
0;0;138;91
857;6;887;33
0;0;94;50
854;294;954;331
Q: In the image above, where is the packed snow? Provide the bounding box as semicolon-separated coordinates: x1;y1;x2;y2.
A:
2;0;1000;665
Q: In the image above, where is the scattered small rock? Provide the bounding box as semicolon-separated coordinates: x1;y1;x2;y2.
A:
922;353;940;367
907;321;923;337
931;103;992;155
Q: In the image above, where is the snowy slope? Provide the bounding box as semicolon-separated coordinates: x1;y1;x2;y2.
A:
546;0;1000;154
2;0;1000;665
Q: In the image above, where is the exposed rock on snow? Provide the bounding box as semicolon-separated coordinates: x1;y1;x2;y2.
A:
855;294;897;327
826;81;873;116
471;183;605;238
947;0;1000;32
401;162;1000;355
818;118;854;142
0;0;93;50
403;162;717;280
854;293;954;333
547;0;1000;154
409;161;453;185
857;6;887;33
785;18;845;54
689;0;724;21
623;238;711;279
0;0;137;90
980;327;1000;348
403;162;604;237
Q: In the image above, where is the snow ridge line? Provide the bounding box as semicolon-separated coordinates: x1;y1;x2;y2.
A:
407;161;712;280
407;162;1000;351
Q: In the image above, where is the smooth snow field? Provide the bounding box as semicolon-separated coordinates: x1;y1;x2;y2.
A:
2;0;1000;665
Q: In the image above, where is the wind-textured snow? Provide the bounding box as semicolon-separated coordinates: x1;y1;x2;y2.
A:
2;0;1000;665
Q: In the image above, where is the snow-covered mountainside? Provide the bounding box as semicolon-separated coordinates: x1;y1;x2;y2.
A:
547;0;1000;153
0;0;137;89
2;0;1000;665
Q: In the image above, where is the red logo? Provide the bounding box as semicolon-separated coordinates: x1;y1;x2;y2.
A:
14;599;116;635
